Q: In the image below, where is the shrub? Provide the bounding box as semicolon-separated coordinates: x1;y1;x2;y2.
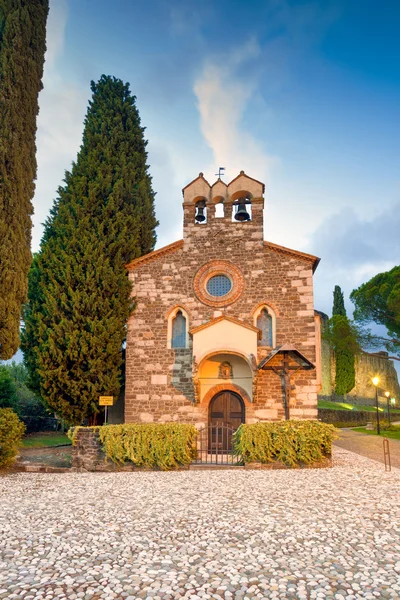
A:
69;423;198;470
0;408;26;468
373;420;400;432
233;420;338;468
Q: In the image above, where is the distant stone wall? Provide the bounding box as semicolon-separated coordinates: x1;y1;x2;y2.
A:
318;408;377;427
347;353;400;405
317;313;400;404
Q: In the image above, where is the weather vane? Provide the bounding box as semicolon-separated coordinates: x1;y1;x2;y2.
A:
215;167;225;179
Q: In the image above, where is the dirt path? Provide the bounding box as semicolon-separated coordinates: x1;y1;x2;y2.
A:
334;429;400;469
17;446;72;468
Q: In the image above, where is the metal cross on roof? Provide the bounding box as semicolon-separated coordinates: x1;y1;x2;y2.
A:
215;167;225;179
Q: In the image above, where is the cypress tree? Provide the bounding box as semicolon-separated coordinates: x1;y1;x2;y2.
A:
0;0;48;359
332;285;346;316
330;286;356;396
21;76;158;424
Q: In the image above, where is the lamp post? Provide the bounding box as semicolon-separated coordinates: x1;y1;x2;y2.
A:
385;391;391;425
372;377;380;435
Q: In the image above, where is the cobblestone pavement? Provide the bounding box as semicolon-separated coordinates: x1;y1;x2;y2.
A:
335;429;400;468
1;448;399;600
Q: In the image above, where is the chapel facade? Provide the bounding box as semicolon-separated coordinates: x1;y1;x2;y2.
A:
124;171;321;429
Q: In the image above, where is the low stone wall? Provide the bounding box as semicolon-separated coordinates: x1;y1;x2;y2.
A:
71;428;190;472
318;408;376;427
72;427;333;471
71;428;132;472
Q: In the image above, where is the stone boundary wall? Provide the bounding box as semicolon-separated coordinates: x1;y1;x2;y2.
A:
318;408;377;427
72;428;135;472
318;394;376;408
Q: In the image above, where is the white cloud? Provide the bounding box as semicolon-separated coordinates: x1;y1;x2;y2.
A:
45;0;68;68
309;202;400;316
193;39;277;184
32;0;88;251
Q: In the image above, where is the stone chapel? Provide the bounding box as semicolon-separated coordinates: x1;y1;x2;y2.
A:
123;171;321;431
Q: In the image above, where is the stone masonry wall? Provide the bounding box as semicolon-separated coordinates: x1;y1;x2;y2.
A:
125;175;319;425
318;336;400;406
71;428;117;472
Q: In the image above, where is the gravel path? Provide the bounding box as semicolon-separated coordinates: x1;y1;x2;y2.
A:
335;430;400;468
1;448;399;600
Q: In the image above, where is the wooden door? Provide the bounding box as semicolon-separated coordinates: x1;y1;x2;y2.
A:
209;391;245;451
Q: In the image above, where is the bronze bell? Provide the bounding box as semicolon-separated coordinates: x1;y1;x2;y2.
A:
195;201;206;222
234;201;250;221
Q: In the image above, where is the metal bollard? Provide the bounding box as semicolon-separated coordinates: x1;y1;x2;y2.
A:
383;438;391;472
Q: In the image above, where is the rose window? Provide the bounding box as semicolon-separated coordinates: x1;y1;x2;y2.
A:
206;275;232;297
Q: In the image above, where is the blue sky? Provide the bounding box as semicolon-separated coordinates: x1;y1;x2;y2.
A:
32;0;400;323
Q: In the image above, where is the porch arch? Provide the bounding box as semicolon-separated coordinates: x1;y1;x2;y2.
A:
201;382;252;407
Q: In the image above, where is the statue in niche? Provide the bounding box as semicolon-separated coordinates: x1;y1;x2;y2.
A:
219;361;233;379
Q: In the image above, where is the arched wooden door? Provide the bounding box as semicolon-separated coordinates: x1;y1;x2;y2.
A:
209;391;245;451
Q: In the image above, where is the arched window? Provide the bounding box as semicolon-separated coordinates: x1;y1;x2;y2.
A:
172;311;187;348
167;307;189;349
215;202;224;218
253;305;276;347
257;309;273;346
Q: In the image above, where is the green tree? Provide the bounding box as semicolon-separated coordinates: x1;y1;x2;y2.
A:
0;365;18;409
350;265;400;358
0;0;48;359
332;285;346;316
1;361;48;419
327;286;356;396
21;75;158;424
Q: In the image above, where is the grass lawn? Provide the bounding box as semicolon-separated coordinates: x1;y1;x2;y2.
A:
22;432;72;448
353;427;400;441
318;400;387;412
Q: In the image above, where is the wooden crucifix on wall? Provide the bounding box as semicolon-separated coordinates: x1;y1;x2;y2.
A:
257;343;315;420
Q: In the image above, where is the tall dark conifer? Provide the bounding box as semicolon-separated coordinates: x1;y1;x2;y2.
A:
21;76;158;424
332;285;346;317
0;0;48;359
330;285;355;396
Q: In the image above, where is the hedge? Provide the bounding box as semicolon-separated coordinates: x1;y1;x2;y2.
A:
69;423;198;470
0;408;25;468
69;421;338;470
318;408;379;428
233;420;337;467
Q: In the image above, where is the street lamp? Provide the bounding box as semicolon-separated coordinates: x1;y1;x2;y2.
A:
372;376;380;435
385;391;391;425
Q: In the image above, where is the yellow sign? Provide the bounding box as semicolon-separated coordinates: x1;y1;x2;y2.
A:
99;396;114;406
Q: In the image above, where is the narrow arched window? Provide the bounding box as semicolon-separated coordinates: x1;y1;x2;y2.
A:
171;310;187;348
257;308;273;346
215;202;224;218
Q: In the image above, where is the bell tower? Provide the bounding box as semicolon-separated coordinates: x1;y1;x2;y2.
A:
182;171;265;250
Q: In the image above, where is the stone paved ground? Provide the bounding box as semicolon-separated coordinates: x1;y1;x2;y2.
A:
1;448;399;600
335;430;400;469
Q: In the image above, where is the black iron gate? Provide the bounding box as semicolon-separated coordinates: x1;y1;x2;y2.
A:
193;423;243;466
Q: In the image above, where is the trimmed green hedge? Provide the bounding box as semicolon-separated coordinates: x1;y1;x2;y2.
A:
0;408;26;468
69;423;198;470
70;420;337;470
233;420;338;467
